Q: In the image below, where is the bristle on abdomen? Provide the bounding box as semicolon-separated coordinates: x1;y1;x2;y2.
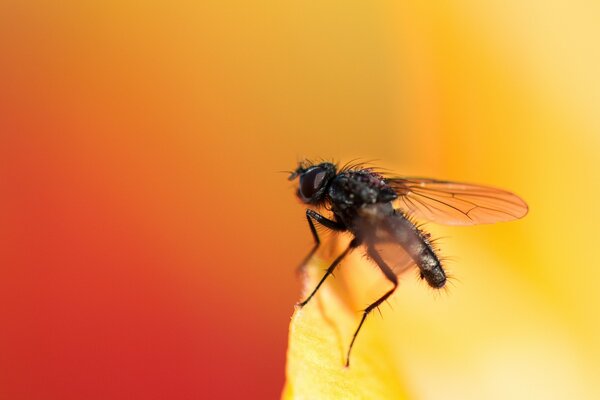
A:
387;211;447;289
418;251;447;288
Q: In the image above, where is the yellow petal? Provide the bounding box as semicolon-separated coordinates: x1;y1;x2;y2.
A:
282;241;414;400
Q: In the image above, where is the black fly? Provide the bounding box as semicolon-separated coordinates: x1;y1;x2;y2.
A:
288;160;528;367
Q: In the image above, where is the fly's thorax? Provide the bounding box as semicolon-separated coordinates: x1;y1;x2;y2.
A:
328;171;397;208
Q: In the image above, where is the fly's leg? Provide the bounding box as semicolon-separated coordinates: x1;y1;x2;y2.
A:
346;246;398;367
296;209;346;275
297;236;360;308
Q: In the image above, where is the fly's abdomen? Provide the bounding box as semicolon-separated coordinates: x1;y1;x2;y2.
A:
416;246;446;288
385;212;446;289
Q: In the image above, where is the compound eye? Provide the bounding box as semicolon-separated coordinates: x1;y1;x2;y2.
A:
299;167;327;200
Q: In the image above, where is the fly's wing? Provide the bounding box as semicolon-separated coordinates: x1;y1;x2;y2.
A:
370;239;416;276
366;214;416;276
387;177;528;226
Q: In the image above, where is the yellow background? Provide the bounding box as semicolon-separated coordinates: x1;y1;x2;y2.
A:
0;1;599;399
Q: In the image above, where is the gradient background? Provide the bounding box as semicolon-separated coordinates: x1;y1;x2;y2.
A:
1;1;599;399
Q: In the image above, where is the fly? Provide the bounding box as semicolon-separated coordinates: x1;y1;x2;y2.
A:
288;160;528;367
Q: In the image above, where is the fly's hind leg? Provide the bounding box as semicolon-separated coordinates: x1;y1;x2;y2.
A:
296;209;346;275
345;245;399;367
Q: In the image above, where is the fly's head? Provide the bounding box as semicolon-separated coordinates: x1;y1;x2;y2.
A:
288;162;337;205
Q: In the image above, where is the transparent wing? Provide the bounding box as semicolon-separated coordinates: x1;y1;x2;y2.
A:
368;221;416;276
387;177;528;226
351;205;418;275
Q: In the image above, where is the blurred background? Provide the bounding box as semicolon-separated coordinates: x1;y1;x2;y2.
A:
1;1;599;399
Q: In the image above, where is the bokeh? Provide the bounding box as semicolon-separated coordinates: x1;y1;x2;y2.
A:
1;1;599;399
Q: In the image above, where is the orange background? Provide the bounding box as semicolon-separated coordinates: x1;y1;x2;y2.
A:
1;1;599;399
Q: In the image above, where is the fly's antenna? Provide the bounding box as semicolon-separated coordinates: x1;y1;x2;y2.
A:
279;170;300;181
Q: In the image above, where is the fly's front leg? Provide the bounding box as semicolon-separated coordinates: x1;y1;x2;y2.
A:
296;209;346;275
297;236;360;308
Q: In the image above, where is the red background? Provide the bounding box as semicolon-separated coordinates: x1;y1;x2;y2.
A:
2;1;600;399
